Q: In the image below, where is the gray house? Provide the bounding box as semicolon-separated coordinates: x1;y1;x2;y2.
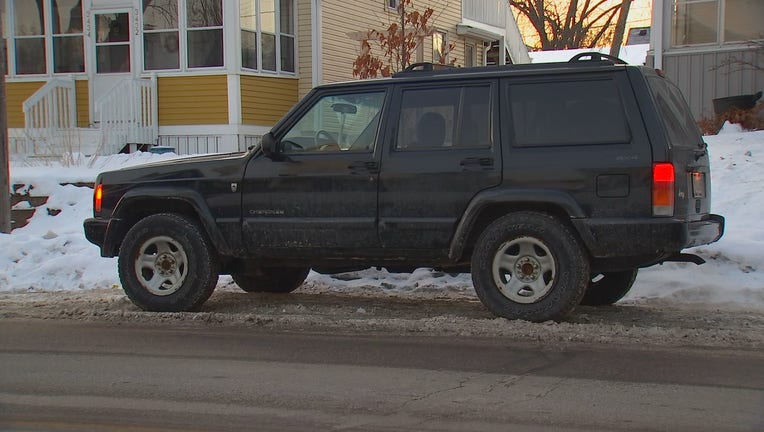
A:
648;0;763;120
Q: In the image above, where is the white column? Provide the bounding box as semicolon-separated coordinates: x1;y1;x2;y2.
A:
651;0;664;70
311;0;322;86
226;1;242;126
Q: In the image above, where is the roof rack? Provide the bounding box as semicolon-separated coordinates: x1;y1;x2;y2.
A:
392;62;458;77
386;53;626;80
568;52;627;64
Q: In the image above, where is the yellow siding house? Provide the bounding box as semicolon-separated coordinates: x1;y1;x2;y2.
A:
3;0;526;155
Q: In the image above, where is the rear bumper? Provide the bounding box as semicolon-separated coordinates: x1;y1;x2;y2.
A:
574;214;724;258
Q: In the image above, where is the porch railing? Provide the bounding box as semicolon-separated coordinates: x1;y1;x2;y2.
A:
95;76;159;155
22;78;78;156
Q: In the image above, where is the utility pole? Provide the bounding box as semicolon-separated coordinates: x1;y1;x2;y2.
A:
0;13;12;234
609;0;633;58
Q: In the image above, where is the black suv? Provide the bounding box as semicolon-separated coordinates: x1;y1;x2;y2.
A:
84;55;724;322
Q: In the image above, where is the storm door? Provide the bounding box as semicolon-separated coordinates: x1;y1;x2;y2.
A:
91;10;135;120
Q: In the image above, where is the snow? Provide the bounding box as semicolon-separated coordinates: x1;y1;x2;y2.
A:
2;129;763;309
529;44;650;65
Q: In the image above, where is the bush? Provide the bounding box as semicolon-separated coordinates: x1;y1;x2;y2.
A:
698;102;764;135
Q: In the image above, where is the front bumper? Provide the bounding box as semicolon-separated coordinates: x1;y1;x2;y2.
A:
83;217;124;257
574;214;725;258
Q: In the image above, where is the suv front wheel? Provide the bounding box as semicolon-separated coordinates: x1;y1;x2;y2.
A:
471;212;589;322
118;213;219;312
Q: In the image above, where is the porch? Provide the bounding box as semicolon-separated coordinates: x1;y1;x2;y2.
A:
458;0;530;65
11;76;159;158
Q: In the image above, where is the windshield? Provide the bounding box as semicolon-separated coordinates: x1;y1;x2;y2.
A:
647;75;704;149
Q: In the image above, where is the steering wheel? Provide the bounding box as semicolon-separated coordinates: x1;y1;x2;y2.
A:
314;130;334;146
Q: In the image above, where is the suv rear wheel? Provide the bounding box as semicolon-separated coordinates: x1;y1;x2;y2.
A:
580;269;638;306
232;266;310;293
471;212;589;322
118;213;219;312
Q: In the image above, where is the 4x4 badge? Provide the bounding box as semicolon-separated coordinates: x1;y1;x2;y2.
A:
231;183;238;192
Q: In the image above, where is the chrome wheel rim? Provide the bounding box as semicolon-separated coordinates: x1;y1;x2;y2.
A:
491;236;556;304
134;236;188;296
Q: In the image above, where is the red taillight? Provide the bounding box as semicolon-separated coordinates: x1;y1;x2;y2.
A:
653;163;674;216
94;184;103;213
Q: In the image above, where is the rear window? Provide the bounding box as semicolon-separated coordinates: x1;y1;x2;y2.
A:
507;79;631;147
646;76;704;149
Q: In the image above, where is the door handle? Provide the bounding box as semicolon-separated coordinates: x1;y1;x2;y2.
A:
348;161;379;173
460;157;494;167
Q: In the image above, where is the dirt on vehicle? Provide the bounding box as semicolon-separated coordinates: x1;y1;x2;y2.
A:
1;279;762;350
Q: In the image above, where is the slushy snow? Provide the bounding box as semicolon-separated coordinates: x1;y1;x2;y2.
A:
2;127;763;308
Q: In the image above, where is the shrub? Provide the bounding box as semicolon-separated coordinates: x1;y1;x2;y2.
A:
698;102;764;135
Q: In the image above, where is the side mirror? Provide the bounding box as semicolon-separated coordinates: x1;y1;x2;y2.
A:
261;132;280;158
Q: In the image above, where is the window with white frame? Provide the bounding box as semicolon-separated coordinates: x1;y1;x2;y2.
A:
240;0;295;73
433;30;447;64
9;0;84;76
465;43;475;67
388;0;399;9
142;0;223;71
143;0;180;70
671;0;764;47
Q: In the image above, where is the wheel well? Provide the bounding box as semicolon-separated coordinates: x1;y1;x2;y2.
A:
459;203;576;261
111;198;205;255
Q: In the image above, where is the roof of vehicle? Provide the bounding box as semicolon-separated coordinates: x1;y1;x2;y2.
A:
317;57;649;91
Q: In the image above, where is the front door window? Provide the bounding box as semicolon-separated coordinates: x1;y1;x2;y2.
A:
95;12;131;73
281;92;386;153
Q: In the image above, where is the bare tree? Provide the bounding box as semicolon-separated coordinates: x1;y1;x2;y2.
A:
510;0;623;50
609;0;632;57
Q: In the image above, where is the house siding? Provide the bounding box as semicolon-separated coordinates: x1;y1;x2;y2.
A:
297;0;314;97
75;80;89;128
6;82;45;128
157;75;229;126
648;46;764;119
320;0;468;84
241;75;299;125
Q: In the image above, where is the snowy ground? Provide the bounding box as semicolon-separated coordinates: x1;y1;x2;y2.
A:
2;126;763;314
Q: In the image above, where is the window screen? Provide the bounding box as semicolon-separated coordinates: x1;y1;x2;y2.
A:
508;80;631;147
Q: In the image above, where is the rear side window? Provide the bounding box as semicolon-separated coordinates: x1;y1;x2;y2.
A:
646;76;703;149
507;79;631;147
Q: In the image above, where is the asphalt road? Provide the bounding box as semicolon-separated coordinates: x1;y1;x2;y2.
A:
0;319;762;432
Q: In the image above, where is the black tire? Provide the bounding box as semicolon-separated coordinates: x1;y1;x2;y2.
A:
118;213;219;312
470;211;589;322
580;269;638;306
232;266;310;293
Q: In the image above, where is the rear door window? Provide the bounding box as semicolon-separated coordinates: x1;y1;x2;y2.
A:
395;85;492;150
506;79;631;147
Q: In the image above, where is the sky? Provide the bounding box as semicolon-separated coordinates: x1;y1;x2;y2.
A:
2;125;763;310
